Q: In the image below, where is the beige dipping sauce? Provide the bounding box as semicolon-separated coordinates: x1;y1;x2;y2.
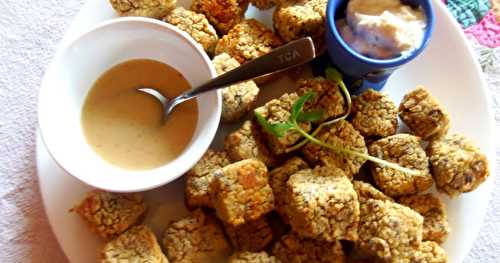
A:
81;59;198;170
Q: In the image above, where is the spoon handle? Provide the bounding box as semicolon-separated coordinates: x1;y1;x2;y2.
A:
184;37;316;98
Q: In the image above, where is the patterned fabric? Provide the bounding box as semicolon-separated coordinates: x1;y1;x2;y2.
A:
447;0;491;28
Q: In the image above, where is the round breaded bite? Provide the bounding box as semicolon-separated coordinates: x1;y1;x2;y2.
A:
250;0;277;9
427;133;489;197
229;251;281;263
302;120;367;178
368;134;433;197
212;53;260;122
272;232;346;263
352;180;394;203
296;77;346;122
399;194;450;244
102;225;168;263
110;0;176;18
398;86;450;140
223;217;273;252
163;209;232;263
285;167;359;242
191;0;248;34
411;241;448;263
164;7;218;54
71;191;146;239
215;19;283;65
351;89;398;138
358;199;424;262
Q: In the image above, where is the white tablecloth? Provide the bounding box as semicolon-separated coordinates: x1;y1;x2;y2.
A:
0;1;498;262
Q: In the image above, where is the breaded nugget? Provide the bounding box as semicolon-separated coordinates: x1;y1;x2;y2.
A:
272;232;346;263
163;209;232;262
250;0;277;9
191;0;248;34
224;217;273;252
351;89;398;138
110;0;176;18
164;7;218;54
427;133;489;197
302;120;367;178
285;167;359;241
229;251;281;263
399;194;450;244
255;92;312;155
269;157;309;222
411;241;448;263
225;120;278;167
185;149;231;208
212;53;260;122
398;86;450;140
296;77;346;122
215;19;283;65
102;225;168;263
71;191;146;239
211;159;274;226
352;180;394;203
368;134;433;197
358;199;424;262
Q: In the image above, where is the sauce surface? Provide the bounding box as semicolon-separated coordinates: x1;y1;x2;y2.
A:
81;59;198;170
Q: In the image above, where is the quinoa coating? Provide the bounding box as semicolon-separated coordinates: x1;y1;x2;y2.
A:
302;120;367;178
162;209;232;263
368;134;433;197
285;167;359;241
102;225;168;263
71;191;146;239
215;19;283;65
191;0;248;34
296;77;346;122
110;0;176;18
250;0;278;9
212;53;260;122
352;180;394;203
272;232;346;263
269;157;309;223
358;199;424;262
351;89;398;138
398;86;450;140
229;251;281;263
164;7;218;54
223;217;273;252
398;194;450;244
185;149;231;208
411;241;448;263
427;133;489;197
211;159;275;226
255;92;312;155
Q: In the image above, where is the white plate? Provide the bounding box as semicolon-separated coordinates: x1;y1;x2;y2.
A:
37;0;496;262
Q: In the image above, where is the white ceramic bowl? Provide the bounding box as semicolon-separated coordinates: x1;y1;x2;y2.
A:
38;17;221;192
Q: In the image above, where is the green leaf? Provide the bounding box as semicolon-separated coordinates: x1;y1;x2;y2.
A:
291;92;316;121
254;112;293;138
297;111;323;122
325;67;342;84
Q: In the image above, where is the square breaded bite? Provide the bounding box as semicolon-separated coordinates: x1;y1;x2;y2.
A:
215;19;283;65
185;149;231;208
250;0;277;9
71;191;146;239
358;199;424;262
285;167;359;242
224;217;273;252
213;53;260;123
164;7;218;54
163;209;232;263
211;159;274;226
398;86;450;140
427;133;489;197
296;77;346;123
272;232;346;263
368;134;433;197
255;93;312;155
351;89;398;138
269;157;309;223
102;225;168;263
302;120;367;178
191;0;248;34
229;251;281;263
411;241;448;263
110;0;176;18
352;180;394;203
398;194;450;244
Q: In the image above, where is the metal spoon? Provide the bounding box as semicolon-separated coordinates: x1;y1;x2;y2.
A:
138;37;316;122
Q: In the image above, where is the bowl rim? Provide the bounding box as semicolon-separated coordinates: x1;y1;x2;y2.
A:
37;17;221;192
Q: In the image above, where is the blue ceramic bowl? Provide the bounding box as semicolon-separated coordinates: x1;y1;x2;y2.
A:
325;0;435;91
